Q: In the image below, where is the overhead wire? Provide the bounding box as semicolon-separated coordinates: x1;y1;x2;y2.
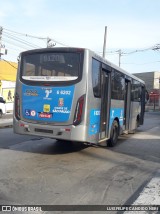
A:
2;26;160;67
3;27;69;47
2;38;26;52
2;38;31;51
1;26;71;66
1;58;18;69
121;47;154;56
3;32;42;49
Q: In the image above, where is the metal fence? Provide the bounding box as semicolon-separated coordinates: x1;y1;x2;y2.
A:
145;91;160;111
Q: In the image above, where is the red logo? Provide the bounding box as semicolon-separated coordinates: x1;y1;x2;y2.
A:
39;113;52;118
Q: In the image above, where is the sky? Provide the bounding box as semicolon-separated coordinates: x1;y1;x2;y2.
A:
1;0;160;74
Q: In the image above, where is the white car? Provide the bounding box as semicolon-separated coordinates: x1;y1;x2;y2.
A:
0;96;6;118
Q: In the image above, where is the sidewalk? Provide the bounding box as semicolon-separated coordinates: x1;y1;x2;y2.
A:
0;114;13;128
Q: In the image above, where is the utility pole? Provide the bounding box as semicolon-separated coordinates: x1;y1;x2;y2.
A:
0;26;3;60
0;27;7;59
103;26;107;58
152;45;160;109
47;37;51;47
117;49;122;67
159;77;160;110
47;37;56;48
152;44;160;51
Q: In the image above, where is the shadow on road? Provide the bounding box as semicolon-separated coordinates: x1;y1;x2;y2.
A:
45;140;89;154
7;137;90;155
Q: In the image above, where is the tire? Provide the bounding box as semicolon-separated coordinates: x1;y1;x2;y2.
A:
132;118;139;134
108;120;119;147
136;117;140;128
0;110;2;118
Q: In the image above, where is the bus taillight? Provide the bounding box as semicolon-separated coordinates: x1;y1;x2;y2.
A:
73;95;85;126
15;93;20;120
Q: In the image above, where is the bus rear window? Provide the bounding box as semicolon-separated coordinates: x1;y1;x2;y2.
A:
21;52;81;82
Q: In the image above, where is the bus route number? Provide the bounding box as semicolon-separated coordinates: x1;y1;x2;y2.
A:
56;90;71;95
40;54;64;63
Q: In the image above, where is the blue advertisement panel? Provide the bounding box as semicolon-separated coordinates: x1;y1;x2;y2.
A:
109;108;124;127
22;85;75;122
88;109;100;136
88;108;124;136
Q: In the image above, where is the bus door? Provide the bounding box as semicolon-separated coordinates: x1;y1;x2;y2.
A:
99;64;111;140
124;78;131;131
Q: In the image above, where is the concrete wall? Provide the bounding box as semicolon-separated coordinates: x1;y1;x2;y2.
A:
133;71;160;93
0;80;15;112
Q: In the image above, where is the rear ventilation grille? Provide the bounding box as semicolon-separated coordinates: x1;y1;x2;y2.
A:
35;128;53;134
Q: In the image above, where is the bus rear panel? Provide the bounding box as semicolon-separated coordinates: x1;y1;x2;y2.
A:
14;48;89;142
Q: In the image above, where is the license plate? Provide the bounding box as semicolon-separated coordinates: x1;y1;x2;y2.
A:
39;113;52;118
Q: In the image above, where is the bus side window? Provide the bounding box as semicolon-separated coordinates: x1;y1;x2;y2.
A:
111;69;125;100
131;80;141;102
92;58;101;98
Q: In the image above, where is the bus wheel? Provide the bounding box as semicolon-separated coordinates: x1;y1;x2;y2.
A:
136;117;140;128
0;110;2;118
108;120;119;147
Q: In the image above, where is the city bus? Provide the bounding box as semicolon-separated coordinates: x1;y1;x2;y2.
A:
14;47;146;146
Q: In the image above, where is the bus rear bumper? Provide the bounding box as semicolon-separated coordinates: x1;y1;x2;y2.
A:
13;118;87;143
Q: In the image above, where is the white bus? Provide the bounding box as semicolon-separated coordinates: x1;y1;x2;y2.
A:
14;47;146;146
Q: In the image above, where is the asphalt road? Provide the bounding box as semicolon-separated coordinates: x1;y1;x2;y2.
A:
0;112;160;214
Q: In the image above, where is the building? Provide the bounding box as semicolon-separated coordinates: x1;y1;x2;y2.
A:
133;71;160;110
0;60;17;111
133;71;160;93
